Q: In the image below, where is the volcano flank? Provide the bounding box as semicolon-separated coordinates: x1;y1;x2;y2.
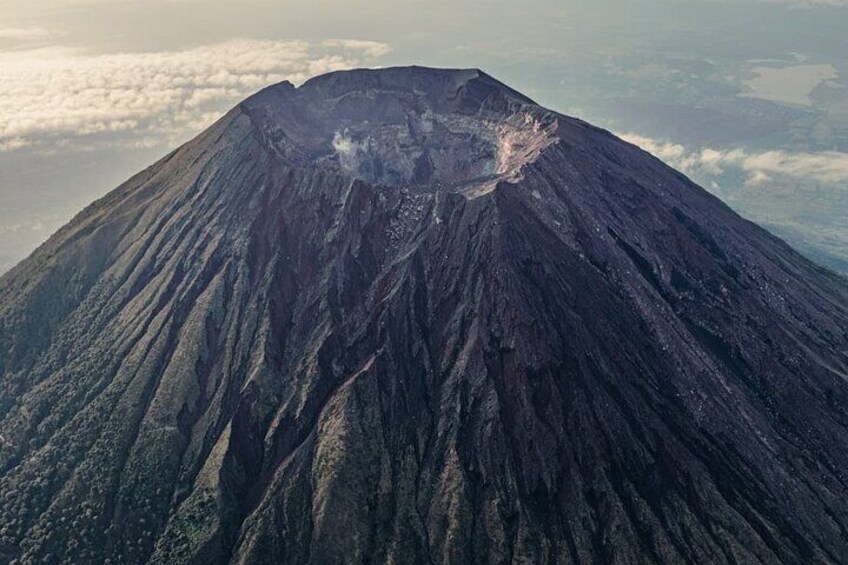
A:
1;67;848;565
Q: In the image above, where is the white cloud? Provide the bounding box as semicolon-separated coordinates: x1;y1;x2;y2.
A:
321;39;393;58
0;38;391;152
621;133;848;187
0;27;50;39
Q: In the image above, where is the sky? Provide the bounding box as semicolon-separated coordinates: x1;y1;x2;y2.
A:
0;0;846;272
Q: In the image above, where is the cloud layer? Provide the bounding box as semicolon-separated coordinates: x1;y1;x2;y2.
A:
0;38;391;152
621;133;848;187
0;26;50;39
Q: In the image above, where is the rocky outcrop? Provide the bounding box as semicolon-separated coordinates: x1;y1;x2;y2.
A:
1;66;848;564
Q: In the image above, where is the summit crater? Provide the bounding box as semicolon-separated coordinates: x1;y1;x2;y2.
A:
240;67;559;189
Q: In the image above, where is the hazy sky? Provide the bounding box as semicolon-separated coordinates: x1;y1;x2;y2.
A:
0;0;846;272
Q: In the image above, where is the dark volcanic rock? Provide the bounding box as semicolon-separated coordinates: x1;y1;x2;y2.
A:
1;66;848;564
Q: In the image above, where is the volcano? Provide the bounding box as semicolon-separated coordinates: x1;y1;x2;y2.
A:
1;67;848;564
